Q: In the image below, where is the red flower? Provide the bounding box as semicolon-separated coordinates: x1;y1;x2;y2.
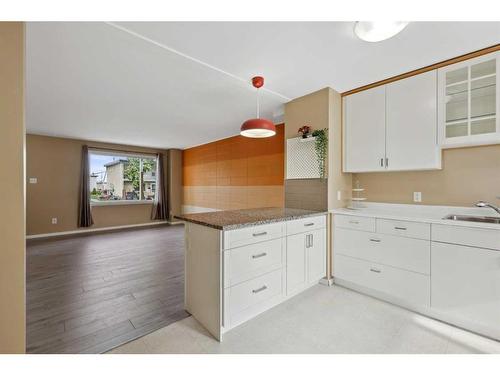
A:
298;125;311;135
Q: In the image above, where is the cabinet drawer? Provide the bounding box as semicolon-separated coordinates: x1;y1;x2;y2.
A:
223;222;284;250
432;224;500;251
224;238;283;288
334;228;430;274
286;215;326;236
334;215;375;232
227;269;282;317
377;219;430;240
334;254;430;307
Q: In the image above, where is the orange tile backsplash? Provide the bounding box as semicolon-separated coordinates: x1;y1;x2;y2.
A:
183;124;285;210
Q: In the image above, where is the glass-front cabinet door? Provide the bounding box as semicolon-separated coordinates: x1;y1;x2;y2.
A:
438;51;499;148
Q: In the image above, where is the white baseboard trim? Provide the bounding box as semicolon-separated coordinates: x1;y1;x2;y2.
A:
167;220;184;225
319;277;334;286
26;221;169;239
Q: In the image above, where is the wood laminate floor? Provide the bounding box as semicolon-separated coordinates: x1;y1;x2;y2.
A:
26;224;189;354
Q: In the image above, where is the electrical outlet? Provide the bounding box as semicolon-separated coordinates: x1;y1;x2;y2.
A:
413;192;422;203
337;190;342;201
51;218;58;224
29;177;37;184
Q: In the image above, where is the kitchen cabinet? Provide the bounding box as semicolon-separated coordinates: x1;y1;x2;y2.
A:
431;242;500;340
333;216;431;308
343;86;386;172
438;51;499;148
333;208;500;341
386;71;440;170
182;211;328;341
286;228;326;296
343;69;441;172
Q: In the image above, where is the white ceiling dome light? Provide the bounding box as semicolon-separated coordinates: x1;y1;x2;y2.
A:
354;21;409;42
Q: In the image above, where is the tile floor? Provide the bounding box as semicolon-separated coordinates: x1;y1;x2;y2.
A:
109;284;500;354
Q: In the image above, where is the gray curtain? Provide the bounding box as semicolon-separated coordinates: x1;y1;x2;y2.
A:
151;153;168;220
78;145;94;227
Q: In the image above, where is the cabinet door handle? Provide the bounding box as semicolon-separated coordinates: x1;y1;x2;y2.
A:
304;222;315;227
252;231;268;237
380;158;384;167
370;268;381;273
305;234;310;248
394;226;407;231
252;252;267;259
369;238;381;243
310;234;314;247
385;157;389;168
252;285;267;294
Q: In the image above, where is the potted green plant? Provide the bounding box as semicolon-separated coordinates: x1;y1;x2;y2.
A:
312;128;328;178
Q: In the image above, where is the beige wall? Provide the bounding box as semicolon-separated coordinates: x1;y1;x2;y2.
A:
354;145;500;207
0;22;26;353
328;88;353;209
284;88;352;211
26;134;173;235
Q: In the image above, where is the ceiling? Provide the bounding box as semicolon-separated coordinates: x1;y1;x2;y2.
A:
26;22;500;149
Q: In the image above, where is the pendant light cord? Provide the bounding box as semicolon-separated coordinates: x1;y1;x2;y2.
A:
256;88;260;119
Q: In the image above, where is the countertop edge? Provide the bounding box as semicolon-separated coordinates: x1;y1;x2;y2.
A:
174;211;328;231
330;208;500;231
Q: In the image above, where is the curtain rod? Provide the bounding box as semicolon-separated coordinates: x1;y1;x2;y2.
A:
87;146;160;157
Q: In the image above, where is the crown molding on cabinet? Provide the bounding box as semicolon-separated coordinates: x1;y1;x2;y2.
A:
341;44;500;97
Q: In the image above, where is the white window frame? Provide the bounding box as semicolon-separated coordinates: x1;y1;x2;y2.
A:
89;149;158;206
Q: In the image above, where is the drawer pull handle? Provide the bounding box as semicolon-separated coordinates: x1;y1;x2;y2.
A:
349;221;359;224
252;231;268;237
369;239;381;243
252;285;267;294
394;226;407;230
304;222;315;227
370;268;381;273
252;252;267;259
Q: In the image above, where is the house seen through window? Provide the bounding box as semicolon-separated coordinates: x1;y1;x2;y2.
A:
89;151;157;203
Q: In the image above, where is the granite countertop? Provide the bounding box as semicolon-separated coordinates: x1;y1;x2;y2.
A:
175;207;327;230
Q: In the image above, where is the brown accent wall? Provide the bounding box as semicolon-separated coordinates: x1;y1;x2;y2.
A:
26;134;174;235
167;149;183;221
183;124;284;211
0;22;26;353
353;145;500;207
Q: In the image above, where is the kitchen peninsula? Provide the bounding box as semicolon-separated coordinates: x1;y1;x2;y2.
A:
175;207;328;341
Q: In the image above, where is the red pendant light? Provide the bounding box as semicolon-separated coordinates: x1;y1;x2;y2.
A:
240;76;276;138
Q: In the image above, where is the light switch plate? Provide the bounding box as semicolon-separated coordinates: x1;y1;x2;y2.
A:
29;177;37;184
413;192;422;203
51;218;58;224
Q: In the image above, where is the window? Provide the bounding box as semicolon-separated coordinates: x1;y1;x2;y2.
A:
89;151;158;204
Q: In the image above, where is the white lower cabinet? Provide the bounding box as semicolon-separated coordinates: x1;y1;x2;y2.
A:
431;242;500;340
286;233;307;295
333;213;500;341
334;254;430;307
223;215;327;333
286;228;326;296
307;229;327;283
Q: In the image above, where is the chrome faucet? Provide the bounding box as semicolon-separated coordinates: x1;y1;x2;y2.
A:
475;200;500;215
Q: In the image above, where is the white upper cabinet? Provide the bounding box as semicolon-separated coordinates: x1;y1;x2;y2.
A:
438;51;499;148
343;70;441;172
386;70;441;171
343;86;386;172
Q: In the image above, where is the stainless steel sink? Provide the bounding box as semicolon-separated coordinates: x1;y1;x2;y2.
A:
443;214;500;224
